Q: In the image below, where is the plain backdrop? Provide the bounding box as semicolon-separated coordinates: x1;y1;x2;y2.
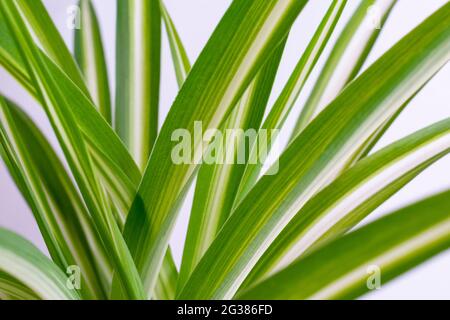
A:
0;0;449;299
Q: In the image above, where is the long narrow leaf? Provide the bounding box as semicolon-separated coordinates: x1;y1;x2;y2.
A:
178;3;450;299
75;0;112;123
292;0;397;136
0;228;80;300
236;0;348;201
153;2;195;299
178;40;286;291
238;190;450;299
1;6;178;299
0;98;111;299
0;14;141;224
15;0;89;96
121;0;309;297
160;1;191;87
116;0;161;169
295;0;399;168
151;3;194;299
241;117;450;288
0;2;144;299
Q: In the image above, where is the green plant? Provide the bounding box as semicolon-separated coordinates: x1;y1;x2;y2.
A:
0;0;449;300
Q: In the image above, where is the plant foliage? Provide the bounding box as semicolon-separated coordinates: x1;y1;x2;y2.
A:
0;0;448;300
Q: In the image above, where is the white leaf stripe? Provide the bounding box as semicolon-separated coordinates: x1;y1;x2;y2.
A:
0;2;145;299
121;0;308;298
116;0;161;169
0;98;111;298
160;1;190;88
178;41;286;291
75;0;112;123
292;0;397;136
0;18;142;224
15;0;89;97
236;0;348;202
0;228;80;300
178;5;450;299
238;190;450;300
241;118;450;287
310;220;450;299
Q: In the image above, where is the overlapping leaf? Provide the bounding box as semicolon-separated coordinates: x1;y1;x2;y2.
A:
160;1;190;87
16;0;89;96
178;3;450;299
241;117;450;288
121;0;309;297
0;9;140;225
236;0;348;200
0;1;144;299
292;0;397;136
0;98;111;299
238;190;450;299
178;40;287;291
0;228;80;300
0;0;448;301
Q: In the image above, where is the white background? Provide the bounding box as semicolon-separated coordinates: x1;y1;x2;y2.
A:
0;0;449;299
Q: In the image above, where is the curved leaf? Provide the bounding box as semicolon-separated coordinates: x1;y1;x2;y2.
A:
0;228;80;300
0;10;141;224
292;0;397;136
0;98;111;299
238;190;450;300
178;40;286;291
1;3;177;299
160;1;191;87
236;0;348;201
241;117;450;288
178;3;450;300
121;0;309;297
0;272;39;300
15;0;89;96
0;2;144;299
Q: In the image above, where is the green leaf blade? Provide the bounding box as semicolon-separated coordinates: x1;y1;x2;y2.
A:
0;12;142;226
291;0;397;136
177;40;286;292
75;0;112;123
0;228;80;300
0;272;40;300
240;117;450;289
236;0;348;200
0;1;145;299
0;98;111;299
116;0;161;169
161;1;191;87
238;190;450;300
122;0;309;297
178;3;450;300
16;0;89;96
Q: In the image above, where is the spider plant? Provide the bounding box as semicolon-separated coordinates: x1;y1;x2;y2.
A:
0;0;449;300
